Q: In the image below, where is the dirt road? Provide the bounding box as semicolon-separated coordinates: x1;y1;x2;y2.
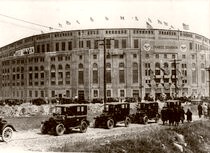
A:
0;115;202;152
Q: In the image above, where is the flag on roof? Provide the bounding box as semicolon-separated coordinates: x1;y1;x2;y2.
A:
148;18;152;23
170;25;174;29
157;19;162;24
41;30;44;34
163;21;168;26
58;23;62;27
90;17;94;22
66;21;71;25
76;20;80;24
49;27;53;31
182;23;189;30
146;22;153;29
135;16;138;21
105;16;109;20
120;16;125;20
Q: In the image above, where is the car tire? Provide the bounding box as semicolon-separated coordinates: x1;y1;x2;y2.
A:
40;123;48;134
2;126;13;142
107;119;114;129
55;124;65;136
80;121;88;133
143;116;148;124
124;117;131;127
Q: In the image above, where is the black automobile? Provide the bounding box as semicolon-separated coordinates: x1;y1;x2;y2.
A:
41;104;89;136
94;102;131;129
0;118;16;142
131;101;160;124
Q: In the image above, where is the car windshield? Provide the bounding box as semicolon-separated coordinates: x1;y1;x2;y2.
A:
54;107;65;115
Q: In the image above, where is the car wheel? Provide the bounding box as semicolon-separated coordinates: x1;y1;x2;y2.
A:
40;123;48;134
124;117;131;127
107;119;114;129
55;124;65;136
2;126;13;142
143;116;148;124
80;121;88;133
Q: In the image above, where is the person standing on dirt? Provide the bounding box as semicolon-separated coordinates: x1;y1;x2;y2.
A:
179;106;185;124
186;108;192;122
198;103;203;118
203;104;208;118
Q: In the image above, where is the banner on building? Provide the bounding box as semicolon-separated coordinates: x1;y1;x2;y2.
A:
14;47;35;56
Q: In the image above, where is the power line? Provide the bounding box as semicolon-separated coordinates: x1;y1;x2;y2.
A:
0;13;62;31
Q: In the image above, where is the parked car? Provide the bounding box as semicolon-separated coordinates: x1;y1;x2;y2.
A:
94;102;131;129
41;104;89;136
131;101;160;124
0;118;16;142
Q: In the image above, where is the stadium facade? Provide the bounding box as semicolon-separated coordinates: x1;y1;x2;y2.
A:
0;28;210;102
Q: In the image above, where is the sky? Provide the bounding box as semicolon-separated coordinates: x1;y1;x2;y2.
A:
0;0;209;47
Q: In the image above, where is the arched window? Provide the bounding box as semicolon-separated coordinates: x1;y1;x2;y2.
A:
58;64;63;70
163;62;169;68
93;63;98;84
40;65;44;71
51;64;56;71
133;63;138;83
155;62;160;68
65;64;70;70
119;62;125;83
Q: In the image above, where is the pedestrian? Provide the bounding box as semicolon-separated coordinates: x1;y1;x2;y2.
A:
179;106;185;124
186;108;192;122
203;104;208;118
198;103;203;118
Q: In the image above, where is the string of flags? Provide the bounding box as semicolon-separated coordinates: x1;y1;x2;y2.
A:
53;16;189;31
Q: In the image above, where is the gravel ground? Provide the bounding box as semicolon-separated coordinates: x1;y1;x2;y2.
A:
0;115;202;152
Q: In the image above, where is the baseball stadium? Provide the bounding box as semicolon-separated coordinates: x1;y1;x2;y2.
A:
0;20;210;103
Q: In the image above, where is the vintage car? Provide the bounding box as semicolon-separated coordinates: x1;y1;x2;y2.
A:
41;104;89;136
131;101;160;124
161;100;182;125
0;118;16;142
94;102;131;129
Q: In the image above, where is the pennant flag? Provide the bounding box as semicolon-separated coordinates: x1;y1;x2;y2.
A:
49;27;53;30
105;16;109;20
157;19;162;24
58;23;62;27
90;17;94;22
182;23;189;30
170;25;174;29
120;16;125;20
41;30;44;34
135;16;138;21
76;20;80;24
66;21;71;25
148;18;152;23
163;21;168;26
146;22;153;29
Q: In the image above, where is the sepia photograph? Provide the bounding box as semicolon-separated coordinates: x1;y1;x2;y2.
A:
0;0;210;152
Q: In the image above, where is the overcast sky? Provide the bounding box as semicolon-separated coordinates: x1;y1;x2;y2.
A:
0;0;209;47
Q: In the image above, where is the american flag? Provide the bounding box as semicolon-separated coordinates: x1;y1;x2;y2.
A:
105;16;109;20
58;23;62;27
182;23;189;30
90;17;94;22
146;22;153;29
120;16;125;20
66;21;71;25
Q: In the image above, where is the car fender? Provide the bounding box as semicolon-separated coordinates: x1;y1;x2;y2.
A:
1;124;16;132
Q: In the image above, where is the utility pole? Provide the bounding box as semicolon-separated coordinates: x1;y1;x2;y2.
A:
171;56;181;98
96;38;114;109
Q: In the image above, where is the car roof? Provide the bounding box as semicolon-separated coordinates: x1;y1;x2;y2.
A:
55;104;88;107
166;100;180;103
139;101;158;104
105;102;130;105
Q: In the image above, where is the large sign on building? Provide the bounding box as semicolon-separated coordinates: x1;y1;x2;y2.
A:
14;47;34;56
